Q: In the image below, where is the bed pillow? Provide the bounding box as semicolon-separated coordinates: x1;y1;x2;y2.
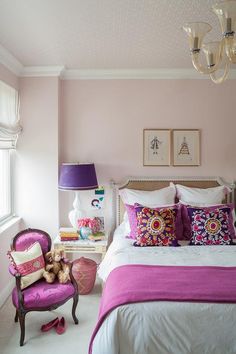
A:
8;242;45;289
133;205;179;247
176;184;230;205
125;203;184;240
187;206;235;246
180;203;236;240
122;211;131;234
119;183;176;206
180;200;236;231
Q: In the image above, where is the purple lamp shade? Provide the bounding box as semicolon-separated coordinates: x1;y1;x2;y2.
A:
59;163;98;190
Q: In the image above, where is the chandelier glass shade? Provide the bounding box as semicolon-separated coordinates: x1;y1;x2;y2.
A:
183;0;236;83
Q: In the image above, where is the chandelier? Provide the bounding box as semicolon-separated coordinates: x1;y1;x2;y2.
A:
183;0;236;83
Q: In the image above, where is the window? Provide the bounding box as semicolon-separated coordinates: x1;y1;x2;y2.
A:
0;80;21;224
0;149;12;222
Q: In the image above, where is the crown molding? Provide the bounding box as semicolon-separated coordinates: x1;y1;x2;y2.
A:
3;62;236;80
0;44;64;78
20;66;65;77
1;43;236;80
61;68;202;80
0;44;23;76
61;68;236;80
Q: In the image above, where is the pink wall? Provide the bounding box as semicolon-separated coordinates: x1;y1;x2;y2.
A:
0;71;60;305
60;79;236;226
15;77;59;237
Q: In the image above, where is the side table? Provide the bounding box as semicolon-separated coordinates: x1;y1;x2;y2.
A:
53;235;108;260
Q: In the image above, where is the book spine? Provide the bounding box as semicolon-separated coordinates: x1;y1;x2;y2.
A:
60;237;79;241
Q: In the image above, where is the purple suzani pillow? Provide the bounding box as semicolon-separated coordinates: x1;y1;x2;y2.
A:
188;207;234;246
133;205;179;247
180;203;236;240
125;203;183;240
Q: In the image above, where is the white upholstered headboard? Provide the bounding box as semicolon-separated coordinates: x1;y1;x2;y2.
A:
111;176;235;232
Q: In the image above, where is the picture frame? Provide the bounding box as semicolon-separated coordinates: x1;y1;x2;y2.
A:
94;216;105;233
143;129;171;166
172;129;200;166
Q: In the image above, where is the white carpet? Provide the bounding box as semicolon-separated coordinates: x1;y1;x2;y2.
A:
0;281;102;354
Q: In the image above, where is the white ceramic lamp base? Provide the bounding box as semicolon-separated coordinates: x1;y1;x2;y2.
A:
68;191;85;230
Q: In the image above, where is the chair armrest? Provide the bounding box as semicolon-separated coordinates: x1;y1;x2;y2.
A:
8;264;18;276
8;266;25;309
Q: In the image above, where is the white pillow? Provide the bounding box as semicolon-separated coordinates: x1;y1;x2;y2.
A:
122;211;131;234
119;183;176;206
179;200;223;207
176;184;229;205
113;220;129;239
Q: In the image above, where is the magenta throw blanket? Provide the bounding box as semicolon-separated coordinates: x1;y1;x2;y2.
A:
89;264;236;353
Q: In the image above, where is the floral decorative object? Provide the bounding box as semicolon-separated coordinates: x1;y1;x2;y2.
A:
77;218;101;235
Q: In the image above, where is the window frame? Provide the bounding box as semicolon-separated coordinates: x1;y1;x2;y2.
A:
0;148;14;225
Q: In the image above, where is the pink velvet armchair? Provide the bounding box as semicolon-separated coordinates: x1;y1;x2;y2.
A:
9;228;79;346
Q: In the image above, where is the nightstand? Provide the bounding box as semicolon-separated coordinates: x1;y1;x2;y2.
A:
53;234;108;259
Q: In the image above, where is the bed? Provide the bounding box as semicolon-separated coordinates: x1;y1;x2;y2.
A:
90;177;236;354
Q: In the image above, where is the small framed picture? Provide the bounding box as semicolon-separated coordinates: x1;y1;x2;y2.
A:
94;216;105;233
143;129;171;166
172;129;200;166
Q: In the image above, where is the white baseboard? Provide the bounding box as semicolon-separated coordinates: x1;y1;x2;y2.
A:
0;278;15;308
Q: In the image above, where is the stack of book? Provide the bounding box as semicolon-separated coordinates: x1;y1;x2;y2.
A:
59;227;79;241
88;232;105;242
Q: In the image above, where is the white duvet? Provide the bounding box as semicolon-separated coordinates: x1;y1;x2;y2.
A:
92;223;236;354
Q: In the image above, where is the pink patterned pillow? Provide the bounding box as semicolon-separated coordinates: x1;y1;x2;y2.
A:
125;203;139;239
133;205;179;247
181;203;236;240
187;206;234;246
8;242;45;289
125;203;183;240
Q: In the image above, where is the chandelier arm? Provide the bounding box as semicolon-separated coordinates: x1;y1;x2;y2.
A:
209;61;230;84
191;52;220;74
224;37;236;63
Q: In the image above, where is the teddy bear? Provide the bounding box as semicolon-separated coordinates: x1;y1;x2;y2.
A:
43;249;70;284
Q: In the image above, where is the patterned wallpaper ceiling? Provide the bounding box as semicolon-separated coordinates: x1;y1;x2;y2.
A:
0;0;223;70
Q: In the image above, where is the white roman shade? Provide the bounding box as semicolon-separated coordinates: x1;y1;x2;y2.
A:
0;80;22;149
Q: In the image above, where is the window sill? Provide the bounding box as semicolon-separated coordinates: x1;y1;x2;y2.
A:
0;215;21;234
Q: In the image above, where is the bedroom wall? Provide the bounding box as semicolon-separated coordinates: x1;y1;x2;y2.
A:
0;69;60;306
15;77;60;238
59;79;236;229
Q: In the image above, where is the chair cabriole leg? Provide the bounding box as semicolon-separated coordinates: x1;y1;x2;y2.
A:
14;310;18;322
19;311;26;346
72;294;79;324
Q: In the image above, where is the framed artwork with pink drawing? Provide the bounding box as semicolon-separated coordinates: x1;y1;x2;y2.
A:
143;128;200;166
172;129;200;166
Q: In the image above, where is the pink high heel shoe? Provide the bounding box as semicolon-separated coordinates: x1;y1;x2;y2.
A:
56;317;66;335
41;317;59;332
